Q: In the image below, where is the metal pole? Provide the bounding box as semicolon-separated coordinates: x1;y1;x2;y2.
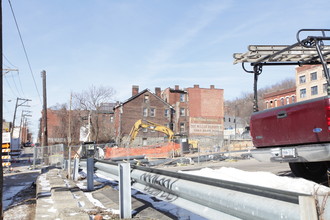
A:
0;1;4;216
73;158;79;181
41;70;48;147
87;157;94;191
11;98;19;139
33;146;36;169
68;146;71;179
119;163;131;219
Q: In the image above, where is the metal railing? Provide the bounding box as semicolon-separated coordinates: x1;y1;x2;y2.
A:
78;159;328;220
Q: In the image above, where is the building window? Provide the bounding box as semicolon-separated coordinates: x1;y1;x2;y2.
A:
274;99;278;107
142;138;148;146
144;95;149;103
311;86;318;95
143;128;148;133
311;72;317;81
281;98;284;106
180;123;185;132
164;109;170;117
110;116;114;122
323;83;328;93
223;117;226;122
300;89;306;98
150;108;156;117
299;75;306;84
180;93;185;102
143;108;148;117
180;108;185;116
292;96;295;103
286;97;289;105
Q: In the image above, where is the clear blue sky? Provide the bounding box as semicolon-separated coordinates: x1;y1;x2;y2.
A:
3;0;330;140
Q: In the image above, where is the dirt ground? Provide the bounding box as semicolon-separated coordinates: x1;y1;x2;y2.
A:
2;150;39;220
3;184;36;220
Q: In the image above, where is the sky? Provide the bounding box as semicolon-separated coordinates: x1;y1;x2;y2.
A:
3;0;330;140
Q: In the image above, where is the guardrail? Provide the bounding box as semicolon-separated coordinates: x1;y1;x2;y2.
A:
79;159;328;220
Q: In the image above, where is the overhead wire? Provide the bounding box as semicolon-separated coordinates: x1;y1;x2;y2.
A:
3;54;26;97
7;0;42;104
4;76;18;97
10;72;22;97
3;53;18;68
16;70;25;96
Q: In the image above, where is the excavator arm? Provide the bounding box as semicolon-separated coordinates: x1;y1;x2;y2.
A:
128;119;174;144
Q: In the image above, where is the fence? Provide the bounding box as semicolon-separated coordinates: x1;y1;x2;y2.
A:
34;144;66;166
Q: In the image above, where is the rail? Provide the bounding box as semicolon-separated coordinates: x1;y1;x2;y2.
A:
79;159;328;220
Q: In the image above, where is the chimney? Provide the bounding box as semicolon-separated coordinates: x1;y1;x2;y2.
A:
132;85;139;96
175;85;179;90
193;84;199;88
155;87;161;97
210;85;215;89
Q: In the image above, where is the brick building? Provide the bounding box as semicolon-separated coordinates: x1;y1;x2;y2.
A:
162;85;189;134
186;85;224;146
263;87;296;109
42;104;114;145
113;86;173;147
162;84;224;147
296;64;328;102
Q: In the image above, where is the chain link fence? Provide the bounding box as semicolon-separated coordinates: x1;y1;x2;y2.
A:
34;144;65;166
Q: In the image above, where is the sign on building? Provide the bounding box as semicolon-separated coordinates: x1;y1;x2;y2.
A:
189;117;223;136
2;132;10;143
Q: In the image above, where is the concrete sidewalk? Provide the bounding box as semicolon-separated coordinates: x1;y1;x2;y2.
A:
35;168;95;219
35;168;172;219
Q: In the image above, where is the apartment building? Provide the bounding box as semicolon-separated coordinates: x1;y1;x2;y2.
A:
163;84;224;147
113;86;173;147
296;65;328;102
113;85;224;148
263;87;296;109
161;85;189;135
42;104;114;145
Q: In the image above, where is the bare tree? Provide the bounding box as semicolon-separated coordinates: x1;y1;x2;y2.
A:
73;85;116;143
225;78;295;123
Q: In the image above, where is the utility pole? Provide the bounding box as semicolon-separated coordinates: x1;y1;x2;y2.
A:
11;98;31;139
0;0;3;218
68;93;72;146
41;70;48;147
19;110;31;144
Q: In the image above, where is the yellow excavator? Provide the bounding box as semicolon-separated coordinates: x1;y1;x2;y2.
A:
128;119;199;154
128;119;174;144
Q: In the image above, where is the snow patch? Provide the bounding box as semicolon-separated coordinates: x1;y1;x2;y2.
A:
180;167;330;195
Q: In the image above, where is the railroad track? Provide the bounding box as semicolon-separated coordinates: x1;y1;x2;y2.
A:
80;159;328;220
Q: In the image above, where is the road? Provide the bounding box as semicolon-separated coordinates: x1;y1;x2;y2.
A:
3;147;40;219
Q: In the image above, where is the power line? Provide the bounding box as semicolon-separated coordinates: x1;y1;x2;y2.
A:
10;72;22;97
3;53;18;68
4;76;18;97
16;70;25;97
7;0;42;104
3;54;26;97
